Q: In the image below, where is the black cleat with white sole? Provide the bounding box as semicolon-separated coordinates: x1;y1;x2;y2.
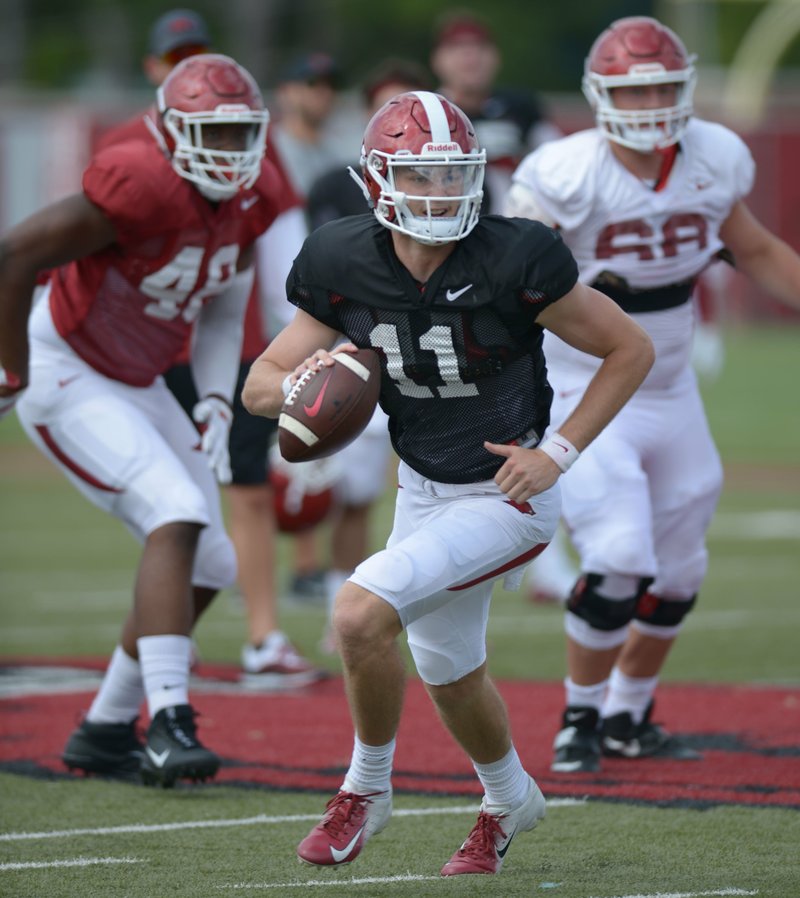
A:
601;701;702;760
551;706;601;773
140;704;220;787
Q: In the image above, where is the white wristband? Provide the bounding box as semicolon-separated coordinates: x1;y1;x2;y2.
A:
538;432;580;473
281;374;294;399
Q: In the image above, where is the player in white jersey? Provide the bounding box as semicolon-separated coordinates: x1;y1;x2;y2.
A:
506;16;800;772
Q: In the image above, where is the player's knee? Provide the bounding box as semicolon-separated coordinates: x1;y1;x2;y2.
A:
334;583;400;655
193;528;237;591
566;572;653;631
633;591;697;638
410;642;484;686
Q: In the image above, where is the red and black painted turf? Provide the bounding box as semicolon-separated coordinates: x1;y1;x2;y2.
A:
1;657;798;810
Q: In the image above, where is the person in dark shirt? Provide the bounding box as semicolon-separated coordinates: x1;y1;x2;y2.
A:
242;90;654;876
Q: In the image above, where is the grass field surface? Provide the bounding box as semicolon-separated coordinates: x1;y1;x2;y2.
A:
1;325;799;898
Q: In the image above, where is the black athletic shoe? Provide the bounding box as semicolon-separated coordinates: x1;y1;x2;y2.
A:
62;718;144;777
601;702;702;760
551;706;601;773
140;704;220;788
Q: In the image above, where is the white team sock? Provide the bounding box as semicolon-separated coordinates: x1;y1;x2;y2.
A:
86;645;144;724
342;735;395;796
602;668;659;725
137;634;192;718
473;745;530;809
564;676;608;713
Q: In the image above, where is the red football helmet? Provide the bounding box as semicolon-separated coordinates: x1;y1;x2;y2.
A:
582;17;696;151
156;53;269;200
268;447;341;534
355;90;485;244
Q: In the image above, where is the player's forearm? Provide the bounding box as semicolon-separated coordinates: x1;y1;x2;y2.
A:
241;355;288;418
556;326;654;451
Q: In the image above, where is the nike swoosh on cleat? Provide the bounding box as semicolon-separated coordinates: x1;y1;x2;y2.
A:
145;746;171;768
496;828;517;859
330;827;364;863
303;371;333;418
445;284;473;302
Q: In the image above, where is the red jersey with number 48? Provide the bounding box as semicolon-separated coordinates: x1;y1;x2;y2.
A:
48;137;291;386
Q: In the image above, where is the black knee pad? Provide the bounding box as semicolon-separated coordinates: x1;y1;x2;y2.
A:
567;573;654;632
635;592;697;626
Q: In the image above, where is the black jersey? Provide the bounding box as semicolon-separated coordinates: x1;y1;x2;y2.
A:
287;214;578;483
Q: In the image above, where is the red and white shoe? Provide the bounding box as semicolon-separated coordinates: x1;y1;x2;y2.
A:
441;776;545;876
297;789;392;866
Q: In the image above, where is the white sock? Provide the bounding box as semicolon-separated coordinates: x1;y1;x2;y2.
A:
137;634;192;718
86;645;144;724
564;676;608;713
473;745;530;810
602;668;659;724
325;569;351;622
342;735;395;795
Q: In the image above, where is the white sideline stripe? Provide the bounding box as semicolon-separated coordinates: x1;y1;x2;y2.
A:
223;874;442;889
0;800;583;842
278;413;318;447
587;890;758;898
0;856;141;872
333;353;369;380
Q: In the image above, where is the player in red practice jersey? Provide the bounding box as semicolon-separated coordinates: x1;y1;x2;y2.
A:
0;53;290;786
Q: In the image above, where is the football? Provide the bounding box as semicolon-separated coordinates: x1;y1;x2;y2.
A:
278;349;381;462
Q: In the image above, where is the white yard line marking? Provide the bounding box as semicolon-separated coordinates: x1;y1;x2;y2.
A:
222;874;442;890
0;799;583;843
587;889;758;898
0;856;141;872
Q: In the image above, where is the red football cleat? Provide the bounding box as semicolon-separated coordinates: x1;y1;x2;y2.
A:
441;776;545;876
297;789;392;866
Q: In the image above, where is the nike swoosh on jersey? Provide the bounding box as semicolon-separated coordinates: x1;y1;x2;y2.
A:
241;195;259;211
145;746;170;768
330;827;365;863
445;284;473;302
303;372;333;418
58;374;81;389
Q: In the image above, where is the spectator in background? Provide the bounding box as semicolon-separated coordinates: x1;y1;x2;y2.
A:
98;8;323;688
430;10;561;215
430;10;577;605
305;58;432;653
267;50;345;601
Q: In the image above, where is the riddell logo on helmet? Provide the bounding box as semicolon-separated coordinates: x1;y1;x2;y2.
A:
422;142;461;153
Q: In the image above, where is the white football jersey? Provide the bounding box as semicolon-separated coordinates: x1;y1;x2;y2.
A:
509;119;755;389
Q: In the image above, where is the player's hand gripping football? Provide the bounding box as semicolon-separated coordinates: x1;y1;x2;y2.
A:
484;441;562;503
193;395;233;485
0;366;25;421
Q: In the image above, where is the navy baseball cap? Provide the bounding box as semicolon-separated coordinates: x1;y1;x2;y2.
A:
148;9;211;58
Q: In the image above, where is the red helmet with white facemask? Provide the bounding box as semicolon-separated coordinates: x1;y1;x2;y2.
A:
356;91;485;245
582;17;696;152
156;53;269;201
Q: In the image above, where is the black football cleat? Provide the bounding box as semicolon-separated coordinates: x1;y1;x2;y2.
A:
140;704;220;788
62;718;144;777
551;706;601;773
601;701;702;760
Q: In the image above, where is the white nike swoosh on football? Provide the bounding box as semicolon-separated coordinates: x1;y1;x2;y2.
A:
445;284;473;301
145;746;170;768
330;827;364;863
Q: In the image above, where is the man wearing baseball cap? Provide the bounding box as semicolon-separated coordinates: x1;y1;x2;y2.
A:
143;8;212;87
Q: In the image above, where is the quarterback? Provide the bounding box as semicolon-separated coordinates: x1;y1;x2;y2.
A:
244;90;654;874
506;16;800;773
0;54;288;786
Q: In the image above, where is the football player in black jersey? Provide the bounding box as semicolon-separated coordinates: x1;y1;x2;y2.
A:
242;91;654;876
